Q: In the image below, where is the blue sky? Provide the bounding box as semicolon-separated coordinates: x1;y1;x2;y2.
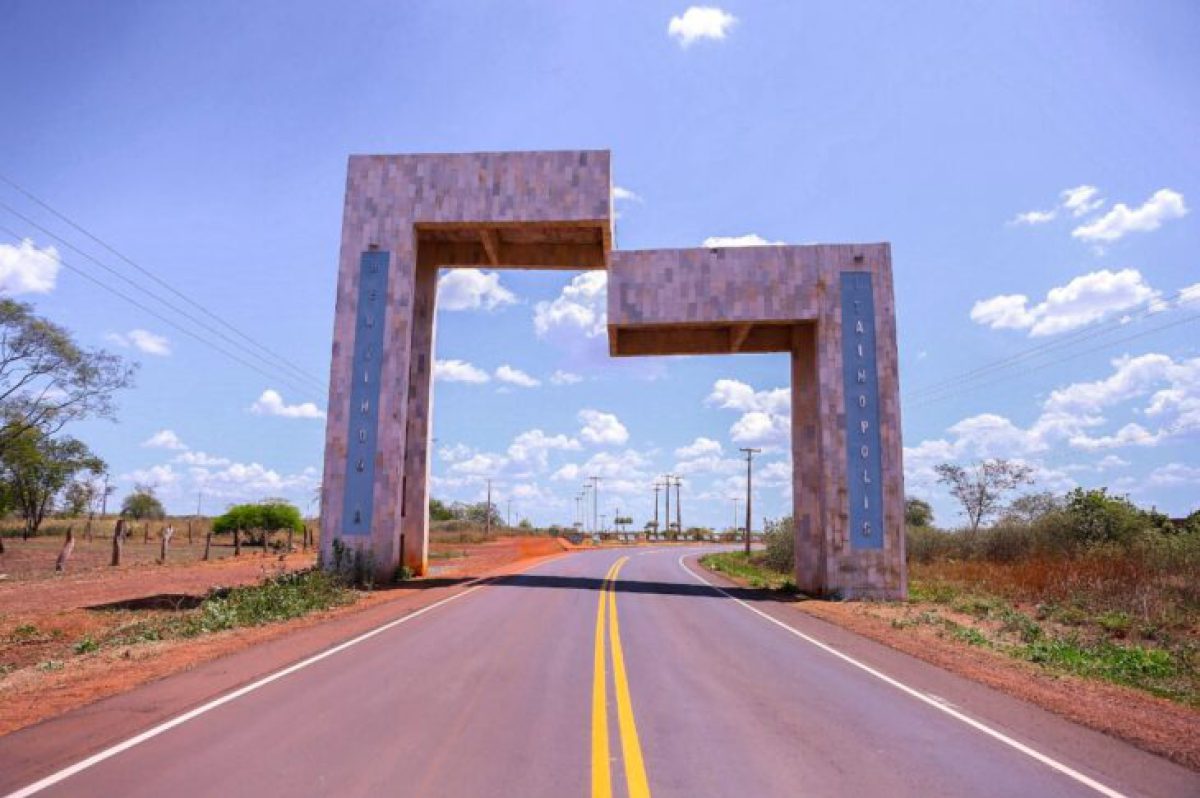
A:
2;2;1197;528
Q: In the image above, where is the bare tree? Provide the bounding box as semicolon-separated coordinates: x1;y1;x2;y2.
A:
934;459;1035;533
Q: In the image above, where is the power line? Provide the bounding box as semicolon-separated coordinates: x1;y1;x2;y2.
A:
906;287;1192;402
908;309;1200;409
0;227;323;400
0;173;326;390
0;203;326;394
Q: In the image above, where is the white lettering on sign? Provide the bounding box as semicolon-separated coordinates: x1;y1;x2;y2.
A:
842;271;884;549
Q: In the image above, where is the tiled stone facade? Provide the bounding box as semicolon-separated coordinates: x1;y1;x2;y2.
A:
322;150;906;600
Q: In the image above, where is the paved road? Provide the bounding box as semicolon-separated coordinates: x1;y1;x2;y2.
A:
3;547;1197;797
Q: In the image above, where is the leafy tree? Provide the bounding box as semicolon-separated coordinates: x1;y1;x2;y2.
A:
904;497;933;527
62;478;101;517
518;518;533;530
121;484;166;520
1063;488;1150;546
0;299;134;455
934;459;1034;533
212;501;303;535
1001;491;1062;525
429;498;455;521
463;501;502;527
0;428;105;538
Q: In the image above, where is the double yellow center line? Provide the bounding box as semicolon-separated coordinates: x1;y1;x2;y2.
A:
592;557;651;798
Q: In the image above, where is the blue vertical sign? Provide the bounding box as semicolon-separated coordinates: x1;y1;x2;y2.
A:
841;272;885;550
341;251;389;536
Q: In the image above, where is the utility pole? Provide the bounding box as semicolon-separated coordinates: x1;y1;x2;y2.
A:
506;498;512;527
663;474;671;538
732;497;740;535
673;475;682;536
101;474;110;517
589;476;601;536
196;490;203;518
485;478;493;537
652;482;661;537
740;448;761;555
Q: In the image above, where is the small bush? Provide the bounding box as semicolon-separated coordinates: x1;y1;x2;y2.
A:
73;636;100;654
762;516;795;574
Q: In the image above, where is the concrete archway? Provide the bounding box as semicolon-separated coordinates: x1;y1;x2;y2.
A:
320;150;906;599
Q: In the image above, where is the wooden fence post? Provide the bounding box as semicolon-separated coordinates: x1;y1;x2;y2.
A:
55;526;75;572
203;528;213;561
233;528;241;557
111;519;124;566
159;525;174;564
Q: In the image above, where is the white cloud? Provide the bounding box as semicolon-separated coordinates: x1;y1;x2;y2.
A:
550;370;583;385
1147;463;1200;487
578;408;629;446
707;379;791;446
905;352;1200;497
1011;209;1057;225
1178;282;1200;307
612;186;643;203
0;239;60;294
495;364;541;388
668;6;737;46
675;437;722;459
174;450;232;467
1011;185;1102;227
143;429;187;451
191;461;320;500
120;464;181;489
674;437;738;475
107;328;171;356
552;449;652;496
450;452;508;477
434;359;490;383
970;268;1159;336
1072;188;1187;243
438;443;473;462
249;389;325;419
1061;185;1104;218
507;429;580;468
437;269;517;311
534;272;608;338
702;233;784;248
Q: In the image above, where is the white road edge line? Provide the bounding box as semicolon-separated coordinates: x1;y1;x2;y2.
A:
4;572;505;798
677;554;1127;798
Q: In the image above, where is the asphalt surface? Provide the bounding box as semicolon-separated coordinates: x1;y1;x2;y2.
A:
2;546;1197;797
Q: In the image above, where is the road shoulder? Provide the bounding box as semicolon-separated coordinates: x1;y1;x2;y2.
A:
690;553;1200;776
0;548;569;794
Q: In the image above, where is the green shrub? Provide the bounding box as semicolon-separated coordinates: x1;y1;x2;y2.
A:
762;516;794;573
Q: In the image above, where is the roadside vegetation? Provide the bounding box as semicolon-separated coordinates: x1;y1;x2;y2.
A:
702;458;1200;707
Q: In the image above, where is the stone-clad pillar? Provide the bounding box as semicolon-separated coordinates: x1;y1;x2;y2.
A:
320;237;417;582
791;323;827;595
399;263;438;576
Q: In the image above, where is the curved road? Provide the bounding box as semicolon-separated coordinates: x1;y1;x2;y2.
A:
2;547;1196;797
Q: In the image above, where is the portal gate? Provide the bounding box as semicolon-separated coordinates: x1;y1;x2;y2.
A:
320;150;906;599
